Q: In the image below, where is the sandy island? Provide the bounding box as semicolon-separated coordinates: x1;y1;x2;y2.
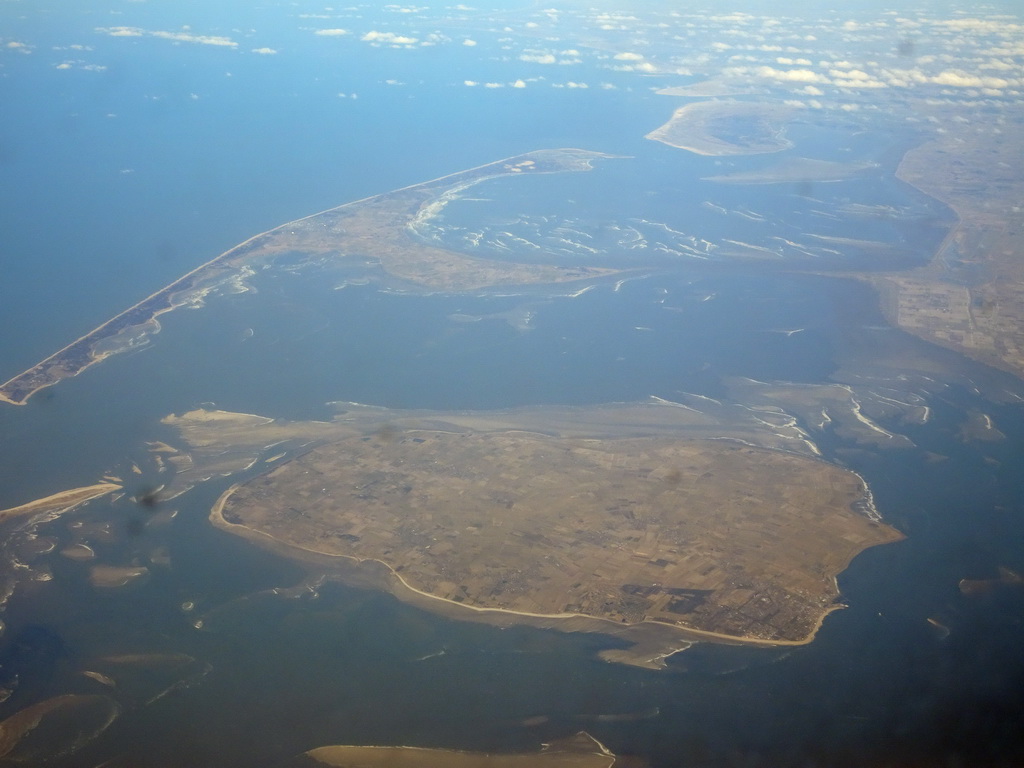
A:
703;157;876;185
205;416;901;669
297;732;615;768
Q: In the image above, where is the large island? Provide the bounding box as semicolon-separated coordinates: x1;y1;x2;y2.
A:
176;402;903;669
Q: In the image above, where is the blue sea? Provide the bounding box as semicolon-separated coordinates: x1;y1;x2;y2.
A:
2;2;1024;766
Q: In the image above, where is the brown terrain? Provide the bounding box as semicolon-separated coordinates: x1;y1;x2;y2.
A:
645;100;794;155
870;107;1024;380
211;425;901;664
295;732;615;768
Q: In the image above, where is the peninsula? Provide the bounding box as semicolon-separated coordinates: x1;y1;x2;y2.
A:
0;150;618;406
646;101;793;155
868;106;1024;380
0;483;121;524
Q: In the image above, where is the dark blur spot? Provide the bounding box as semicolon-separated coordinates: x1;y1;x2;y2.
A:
375;424;398;442
898;38;916;57
32;389;56;406
135;487;160;510
125;517;146;537
795;180;814;197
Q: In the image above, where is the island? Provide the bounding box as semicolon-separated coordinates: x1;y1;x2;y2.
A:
292;732;616;767
0;149;619;407
0;694;119;763
188;402;902;669
645;100;793;155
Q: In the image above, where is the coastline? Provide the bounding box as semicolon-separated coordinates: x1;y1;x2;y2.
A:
0;149;615;407
210;481;860;667
0;483;121;523
863;131;1024;382
645;101;793;156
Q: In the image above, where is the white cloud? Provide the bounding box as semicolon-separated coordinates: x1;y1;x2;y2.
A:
252;47;277;55
362;31;418;45
484;82;503;88
463;39;477;46
828;68;873;81
611;61;657;73
97;26;237;47
931;70;1012;88
511;79;526;88
315;29;350;37
97;26;145;37
932;18;1023;33
755;66;828;83
613;51;644;61
54;59;107;71
833;78;886;89
520;52;556;64
151;30;237;47
464;80;478;86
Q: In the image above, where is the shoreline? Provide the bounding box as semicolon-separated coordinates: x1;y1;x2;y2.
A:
0;149;613;407
868;135;1024;381
304;735;616;768
210;482;849;664
0;483;121;523
645;101;793;157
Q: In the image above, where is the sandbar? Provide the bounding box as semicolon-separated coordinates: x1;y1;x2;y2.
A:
299;732;614;768
646;101;793;156
89;565;149;588
0;483;120;524
0;694;119;762
703;157;876;184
